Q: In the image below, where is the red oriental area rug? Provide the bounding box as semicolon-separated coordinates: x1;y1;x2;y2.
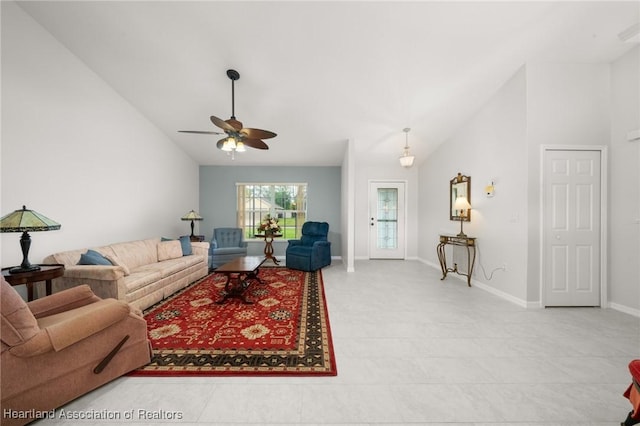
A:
130;267;336;376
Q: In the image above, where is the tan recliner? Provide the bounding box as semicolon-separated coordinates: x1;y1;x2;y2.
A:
1;277;151;426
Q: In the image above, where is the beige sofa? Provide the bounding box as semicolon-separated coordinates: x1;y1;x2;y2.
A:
43;238;209;311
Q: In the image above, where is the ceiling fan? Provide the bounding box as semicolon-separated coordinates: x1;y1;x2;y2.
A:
179;69;277;157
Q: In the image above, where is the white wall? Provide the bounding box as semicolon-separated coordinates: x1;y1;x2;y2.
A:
1;2;200;269
525;63;611;304
354;163;418;260
419;57;639;314
341;138;356;272
418;67;529;303
609;46;640;313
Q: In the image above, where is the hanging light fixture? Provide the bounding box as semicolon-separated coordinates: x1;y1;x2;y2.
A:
399;127;415;168
220;137;245;159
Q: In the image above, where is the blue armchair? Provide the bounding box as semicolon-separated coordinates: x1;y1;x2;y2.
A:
209;228;248;270
286;222;331;272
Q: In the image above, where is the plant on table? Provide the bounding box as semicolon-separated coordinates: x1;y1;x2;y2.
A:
257;214;281;236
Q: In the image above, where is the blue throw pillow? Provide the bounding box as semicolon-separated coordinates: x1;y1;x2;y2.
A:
77;249;113;265
179;236;192;256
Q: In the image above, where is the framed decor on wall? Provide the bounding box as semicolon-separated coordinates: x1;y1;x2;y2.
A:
450;173;471;222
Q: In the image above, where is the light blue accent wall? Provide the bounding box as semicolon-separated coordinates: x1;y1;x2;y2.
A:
199;166;342;257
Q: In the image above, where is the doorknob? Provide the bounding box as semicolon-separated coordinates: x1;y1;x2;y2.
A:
555;235;561;240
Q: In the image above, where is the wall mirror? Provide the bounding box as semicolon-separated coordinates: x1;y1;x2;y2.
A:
450;173;471;221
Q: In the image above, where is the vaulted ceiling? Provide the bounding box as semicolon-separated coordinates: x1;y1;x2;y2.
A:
16;1;640;166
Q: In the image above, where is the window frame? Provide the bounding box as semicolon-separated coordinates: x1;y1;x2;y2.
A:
236;182;308;240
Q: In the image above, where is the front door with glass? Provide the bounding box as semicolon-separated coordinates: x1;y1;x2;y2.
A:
369;181;406;259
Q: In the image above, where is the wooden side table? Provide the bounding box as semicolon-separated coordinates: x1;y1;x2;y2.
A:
436;235;476;286
255;233;282;265
2;264;65;301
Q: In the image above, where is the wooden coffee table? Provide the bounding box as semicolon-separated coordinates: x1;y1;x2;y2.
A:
215;256;266;304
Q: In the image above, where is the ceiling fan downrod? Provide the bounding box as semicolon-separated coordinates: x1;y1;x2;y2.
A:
227;69;240;121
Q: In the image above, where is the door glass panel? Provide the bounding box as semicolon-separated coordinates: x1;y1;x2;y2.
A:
377;188;398;249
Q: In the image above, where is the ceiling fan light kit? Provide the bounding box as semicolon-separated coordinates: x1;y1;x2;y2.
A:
399;127;415;168
179;69;276;160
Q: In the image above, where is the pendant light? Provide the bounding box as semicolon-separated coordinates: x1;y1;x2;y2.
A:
399;127;415;168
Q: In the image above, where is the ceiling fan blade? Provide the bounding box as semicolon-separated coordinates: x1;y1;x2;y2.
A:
210;115;237;132
241;128;277;140
226;118;243;131
241;138;269;150
178;130;224;135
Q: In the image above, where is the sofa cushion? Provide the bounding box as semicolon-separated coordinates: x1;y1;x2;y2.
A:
162;236;193;256
286;245;313;256
157;240;183;261
123;270;163;293
1;278;40;347
77;249;113;266
137;257;192;279
179;236;192;256
104;253;131;276
110;239;160;270
212;247;247;256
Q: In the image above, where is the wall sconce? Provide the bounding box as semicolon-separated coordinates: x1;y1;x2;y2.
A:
399;128;415;168
453;196;471;237
485;181;495;197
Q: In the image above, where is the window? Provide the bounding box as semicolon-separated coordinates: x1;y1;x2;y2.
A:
237;183;307;239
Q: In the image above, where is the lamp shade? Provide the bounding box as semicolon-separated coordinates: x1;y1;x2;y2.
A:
0;206;61;232
1;206;61;274
181;210;203;221
453;196;471;211
399;154;415;168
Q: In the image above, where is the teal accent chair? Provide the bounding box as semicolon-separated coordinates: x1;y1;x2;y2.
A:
209;228;248;270
285;221;331;271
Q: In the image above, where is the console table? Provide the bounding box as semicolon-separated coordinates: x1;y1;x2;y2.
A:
436;235;476;286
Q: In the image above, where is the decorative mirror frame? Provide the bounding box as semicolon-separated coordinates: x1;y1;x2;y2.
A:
450;173;471;221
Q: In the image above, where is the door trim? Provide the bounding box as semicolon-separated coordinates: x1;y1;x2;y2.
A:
539;145;608;308
368;179;408;259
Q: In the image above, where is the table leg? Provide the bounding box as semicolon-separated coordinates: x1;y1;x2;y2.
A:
436;242;447;280
46;279;52;296
466;246;476;287
263;236;280;265
216;273;255;304
26;283;34;302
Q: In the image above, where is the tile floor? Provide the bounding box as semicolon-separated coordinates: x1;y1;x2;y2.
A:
39;260;639;425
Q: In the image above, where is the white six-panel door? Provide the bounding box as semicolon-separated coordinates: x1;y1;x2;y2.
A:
543;149;601;306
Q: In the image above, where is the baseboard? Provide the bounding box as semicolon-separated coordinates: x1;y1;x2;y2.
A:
471;280;529;308
418;257;529;308
419;258;438;269
609;302;640;318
